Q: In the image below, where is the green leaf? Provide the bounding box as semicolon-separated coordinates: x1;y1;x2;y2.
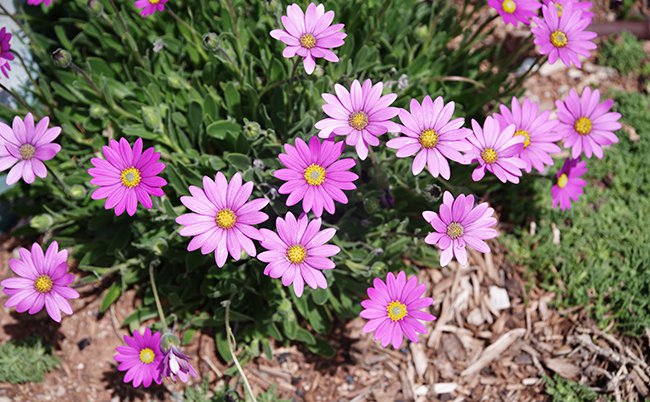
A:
188;101;203;137
224;153;250;171
206;120;241;140
100;283;121;313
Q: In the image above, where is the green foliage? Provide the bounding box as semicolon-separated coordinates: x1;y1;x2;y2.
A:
501;91;650;334
184;380;288;402
4;0;529;358
544;375;600;402
599;31;646;75
0;337;59;383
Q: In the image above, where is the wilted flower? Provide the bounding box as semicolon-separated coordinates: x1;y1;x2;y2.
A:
0;27;14;79
51;48;72;68
488;0;541;26
270;3;346;74
543;0;594;20
360;271;435;349
493;97;562;173
531;2;597;68
88;137;167;216
423;191;498;266
0;113;62;185
556;87;621;159
153;38;165;53
114;328;163;388
551;157;587;210
315;79;400;160
159;333;198;383
134;0;168;17
1;242;79;322
386;96;472;179
274;137;358;217
176;172;269;268
258;212;340;297
466;116;527;183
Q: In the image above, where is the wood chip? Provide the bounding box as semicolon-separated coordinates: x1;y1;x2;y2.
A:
461;329;526;376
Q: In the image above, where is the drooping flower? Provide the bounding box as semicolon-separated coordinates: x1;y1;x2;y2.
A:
258;212;340;297
386;96;472;179
423;191;498;266
88;138;167;216
1;241;78;322
274;137;358;217
360;271;436;349
315;79;400;160
159;333;198;383
551;157;587;210
493;97;563;173
488;0;541;26
531;2;597;68
543;0;594;20
556;87;621;159
0;27;13;79
176;172;269;268
0;113;61;185
270;3;346;75
114;328;163;388
466;116;527;183
134;0;168;17
27;0;53;6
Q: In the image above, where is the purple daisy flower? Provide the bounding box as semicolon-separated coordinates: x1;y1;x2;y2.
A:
315;79;400;160
543;0;594;20
493;97;563;173
466;116;527;183
89;138;167;216
386;96;472;179
27;0;53;6
160;343;198;383
423;191;498;267
258;212;340;297
488;0;541;26
0;113;61;185
556;87;621;159
1;241;79;323
176;172;269;268
114;328;163;388
274;137;358;217
0;27;14;79
360;271;436;349
134;0;168;17
531;2;597;68
270;3;346;75
551;157;587;210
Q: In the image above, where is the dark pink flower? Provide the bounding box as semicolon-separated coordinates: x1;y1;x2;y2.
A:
551;157;587;210
114;328;163;388
134;0;167;17
488;0;541;26
0;27;13;79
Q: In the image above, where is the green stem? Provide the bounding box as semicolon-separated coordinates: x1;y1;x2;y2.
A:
106;0;146;68
0;82;35;114
149;262;168;329
167;8;208;61
223;300;257;402
12;50;53;114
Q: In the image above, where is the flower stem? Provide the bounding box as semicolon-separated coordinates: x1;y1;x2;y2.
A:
149;262;168;329
223;300;257;402
0;82;35;114
167;8;208;62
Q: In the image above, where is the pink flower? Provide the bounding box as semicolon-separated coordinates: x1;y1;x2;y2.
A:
0;27;14;79
89;138;167;216
176;172;269;268
315;79;400;160
258;212;340;297
423;191;498;266
543;0;594;20
556;87;621;159
531;2;597;68
274;137;358;217
466;116;527;183
488;0;541;26
160;343;198;383
551;157;587;210
270;3;346;75
0;113;61;185
134;0;168;17
27;0;53;6
360;271;436;349
386;96;472;179
1;241;79;322
493;97;562;173
114;328;163;388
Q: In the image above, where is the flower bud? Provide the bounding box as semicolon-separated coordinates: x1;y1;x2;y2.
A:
30;214;54;231
68;184;86;200
52;48;72;68
160;333;180;352
141;106;162;131
87;0;103;15
202;32;219;51
89;104;107;119
243;119;261;139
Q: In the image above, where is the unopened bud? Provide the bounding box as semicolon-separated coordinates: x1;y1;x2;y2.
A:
68;184;86;199
52;48;72;68
141;106;162;131
31;214;54;231
160;333;180;352
87;0;103;15
202;32;219;51
89;104;107;119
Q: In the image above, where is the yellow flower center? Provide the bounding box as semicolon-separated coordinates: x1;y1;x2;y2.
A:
286;245;307;264
502;0;517;13
304;164;326;186
555;3;563;16
149;0;160;4
557;173;569;188
574;117;592;135
120;167;142;188
550;30;568;48
419;129;439;149
215;208;237;229
446;222;464;239
514;129;531;148
348;111;369;131
299;33;317;49
34;275;53;293
481;148;498;164
139;348;155;364
19;144;36;160
386;300;408;322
